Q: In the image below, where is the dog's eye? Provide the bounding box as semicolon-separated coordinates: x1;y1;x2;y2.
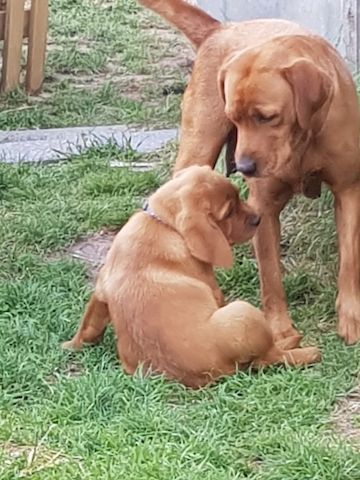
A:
253;112;278;124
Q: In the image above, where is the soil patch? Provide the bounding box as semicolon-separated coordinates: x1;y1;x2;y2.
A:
67;230;117;280
332;384;360;445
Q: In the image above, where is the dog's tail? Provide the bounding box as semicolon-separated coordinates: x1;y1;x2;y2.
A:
138;0;220;49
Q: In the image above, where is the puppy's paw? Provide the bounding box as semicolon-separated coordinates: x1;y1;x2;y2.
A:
300;346;321;365
275;334;302;350
282;345;321;367
61;339;83;351
274;325;302;349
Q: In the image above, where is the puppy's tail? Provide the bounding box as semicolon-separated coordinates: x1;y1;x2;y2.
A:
138;0;220;49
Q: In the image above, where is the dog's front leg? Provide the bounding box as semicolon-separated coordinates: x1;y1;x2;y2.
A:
248;179;302;348
334;183;360;344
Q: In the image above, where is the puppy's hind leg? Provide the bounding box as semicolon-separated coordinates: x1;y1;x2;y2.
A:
208;301;320;373
253;345;321;368
208;301;279;371
62;293;110;350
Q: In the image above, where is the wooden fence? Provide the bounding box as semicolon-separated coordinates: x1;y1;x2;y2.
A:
0;0;48;95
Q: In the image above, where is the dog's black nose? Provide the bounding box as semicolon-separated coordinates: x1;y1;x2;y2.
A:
248;215;261;227
236;157;257;176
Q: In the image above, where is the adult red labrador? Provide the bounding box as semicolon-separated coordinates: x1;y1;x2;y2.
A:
139;0;360;346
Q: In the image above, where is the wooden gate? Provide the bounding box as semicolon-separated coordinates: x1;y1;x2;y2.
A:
0;0;48;94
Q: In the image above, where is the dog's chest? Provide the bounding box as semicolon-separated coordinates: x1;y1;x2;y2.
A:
297;171;323;199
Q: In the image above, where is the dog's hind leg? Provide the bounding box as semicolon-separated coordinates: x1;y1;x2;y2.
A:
334;183;360;344
62;293;110;350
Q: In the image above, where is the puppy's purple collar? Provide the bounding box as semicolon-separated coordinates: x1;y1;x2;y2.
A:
142;200;166;225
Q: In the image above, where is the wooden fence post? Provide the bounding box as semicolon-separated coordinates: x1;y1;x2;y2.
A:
1;0;26;92
0;0;48;94
26;0;49;94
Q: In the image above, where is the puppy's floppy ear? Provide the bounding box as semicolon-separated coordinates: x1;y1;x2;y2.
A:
173;165;212;179
176;194;233;268
282;59;333;131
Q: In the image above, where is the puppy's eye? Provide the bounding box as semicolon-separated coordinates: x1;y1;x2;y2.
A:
253;112;278;124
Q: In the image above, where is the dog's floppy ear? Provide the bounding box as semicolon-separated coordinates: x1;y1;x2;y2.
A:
282;59;333;131
218;65;226;104
218;52;240;105
176;194;233;268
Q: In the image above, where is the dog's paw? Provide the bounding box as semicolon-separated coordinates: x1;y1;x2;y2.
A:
338;315;360;345
61;339;82;351
337;297;360;344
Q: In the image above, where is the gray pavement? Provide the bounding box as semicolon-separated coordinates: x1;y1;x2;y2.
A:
0;125;178;164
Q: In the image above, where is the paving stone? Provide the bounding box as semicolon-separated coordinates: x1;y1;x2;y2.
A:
0;125;178;164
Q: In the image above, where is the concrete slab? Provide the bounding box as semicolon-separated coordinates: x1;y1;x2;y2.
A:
195;0;358;71
0;125;178;164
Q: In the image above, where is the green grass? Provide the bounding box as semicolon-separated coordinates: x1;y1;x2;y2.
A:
0;146;359;479
0;0;359;476
0;0;189;130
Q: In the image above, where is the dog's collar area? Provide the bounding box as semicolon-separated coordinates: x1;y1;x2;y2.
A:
142;200;168;226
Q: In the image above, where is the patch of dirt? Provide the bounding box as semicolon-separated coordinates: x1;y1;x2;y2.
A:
142;23;194;73
68;230;116;280
332;384;360;445
45;362;86;385
45;52;191;103
28;6;194;113
73;72;159;101
47;39;93;54
2;441;80;477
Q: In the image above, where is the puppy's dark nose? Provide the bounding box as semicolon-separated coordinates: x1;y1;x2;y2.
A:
248;215;261;227
236;157;257;176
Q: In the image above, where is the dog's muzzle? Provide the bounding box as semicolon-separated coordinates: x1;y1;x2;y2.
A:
236;156;257;176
